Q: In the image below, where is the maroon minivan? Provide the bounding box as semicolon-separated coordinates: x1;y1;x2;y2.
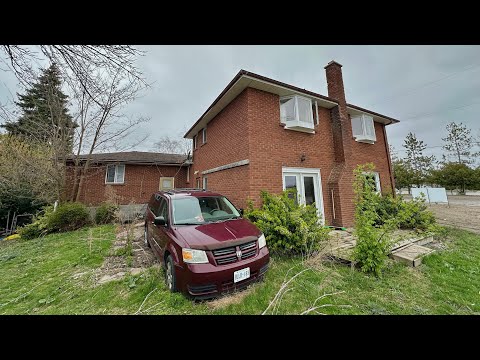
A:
144;189;269;298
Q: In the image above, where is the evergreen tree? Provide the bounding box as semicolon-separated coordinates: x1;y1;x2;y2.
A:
1;64;76;151
403;132;435;187
441;122;479;166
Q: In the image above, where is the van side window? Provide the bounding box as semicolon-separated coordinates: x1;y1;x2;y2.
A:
158;198;169;222
150;197;161;216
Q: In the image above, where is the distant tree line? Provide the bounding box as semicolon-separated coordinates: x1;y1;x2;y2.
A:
392;122;480;194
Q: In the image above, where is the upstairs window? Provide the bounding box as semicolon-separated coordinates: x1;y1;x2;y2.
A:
202;127;207;144
351;114;376;144
105;164;125;184
193;135;197;149
280;95;314;133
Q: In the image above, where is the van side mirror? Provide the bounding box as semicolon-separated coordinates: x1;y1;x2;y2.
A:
154;216;166;226
239;208;244;216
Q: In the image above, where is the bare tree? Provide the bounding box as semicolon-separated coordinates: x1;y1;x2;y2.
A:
442;122;479;165
153;134;191;155
1;46;146;99
70;67;150;202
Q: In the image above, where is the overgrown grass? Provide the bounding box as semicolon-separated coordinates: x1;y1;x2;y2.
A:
1;226;479;314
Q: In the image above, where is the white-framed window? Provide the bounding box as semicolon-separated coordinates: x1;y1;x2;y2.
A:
202;127;207;144
363;171;381;193
203;177;208;190
196;178;201;189
105;164;125;184
280;95;314;133
159;177;174;191
193;135;197;149
351;114;376;144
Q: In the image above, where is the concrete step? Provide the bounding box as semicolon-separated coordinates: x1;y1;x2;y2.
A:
390;244;435;267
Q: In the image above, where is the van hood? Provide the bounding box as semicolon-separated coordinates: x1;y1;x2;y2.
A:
174;218;261;250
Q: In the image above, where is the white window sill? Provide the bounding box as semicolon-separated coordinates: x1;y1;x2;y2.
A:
354;137;376;144
105;182;125;185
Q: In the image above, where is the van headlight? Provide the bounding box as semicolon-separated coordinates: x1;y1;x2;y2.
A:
182;248;209;264
258;234;266;249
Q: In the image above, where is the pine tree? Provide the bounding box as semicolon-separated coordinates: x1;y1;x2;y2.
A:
1;63;76;151
403;132;435;187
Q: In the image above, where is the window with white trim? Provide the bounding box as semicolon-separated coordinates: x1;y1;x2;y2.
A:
159;177;174;191
193;135;197;150
203;177;208;190
196;178;201;189
363;171;381;193
202;127;207;144
351;114;376;144
105;164;125;184
280;95;314;133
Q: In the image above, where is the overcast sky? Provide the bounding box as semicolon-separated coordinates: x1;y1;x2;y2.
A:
1;45;480;162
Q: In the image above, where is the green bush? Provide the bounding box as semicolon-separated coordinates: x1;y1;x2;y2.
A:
353;164;395;276
18;206;54;240
372;193;437;232
95;203;118;224
244;190;329;256
47;202;91;232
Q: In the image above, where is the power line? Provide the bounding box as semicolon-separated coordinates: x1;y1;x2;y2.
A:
400;101;480;121
368;61;480;107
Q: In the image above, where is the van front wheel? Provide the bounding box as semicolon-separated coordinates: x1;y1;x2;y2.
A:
165;255;177;292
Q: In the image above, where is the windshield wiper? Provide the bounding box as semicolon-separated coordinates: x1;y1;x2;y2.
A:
174;222;204;225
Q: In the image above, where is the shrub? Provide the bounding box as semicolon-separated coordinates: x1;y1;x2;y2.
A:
18;206;54;240
47;202;91;232
244;190;329;256
372;193;437;232
353;164;397;276
95;203;118;224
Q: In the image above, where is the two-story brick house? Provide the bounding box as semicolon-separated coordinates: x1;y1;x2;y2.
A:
185;61;399;227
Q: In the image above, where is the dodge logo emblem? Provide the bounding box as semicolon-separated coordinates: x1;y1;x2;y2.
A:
236;250;242;259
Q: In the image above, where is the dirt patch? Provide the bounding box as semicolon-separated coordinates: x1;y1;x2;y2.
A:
93;222;158;286
428;203;480;234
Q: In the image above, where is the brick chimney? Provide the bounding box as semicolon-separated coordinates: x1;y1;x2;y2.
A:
324;60;351;162
325;61;353;227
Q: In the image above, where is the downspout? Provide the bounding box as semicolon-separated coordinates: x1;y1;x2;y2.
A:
382;123;396;196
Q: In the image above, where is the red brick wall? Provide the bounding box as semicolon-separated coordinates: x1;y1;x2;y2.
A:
190;89;250;207
189;87;393;227
247;88;391;226
70;164;188;206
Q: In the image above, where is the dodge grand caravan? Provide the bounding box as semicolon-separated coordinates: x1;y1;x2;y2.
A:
144;189;270;298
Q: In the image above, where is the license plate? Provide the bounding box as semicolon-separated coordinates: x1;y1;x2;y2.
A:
233;267;250;283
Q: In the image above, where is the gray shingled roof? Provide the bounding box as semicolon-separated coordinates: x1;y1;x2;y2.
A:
72;151;189;165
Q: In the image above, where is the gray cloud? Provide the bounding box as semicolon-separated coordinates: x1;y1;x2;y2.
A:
2;45;480;162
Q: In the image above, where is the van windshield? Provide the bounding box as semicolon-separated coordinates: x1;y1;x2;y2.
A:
172;196;241;225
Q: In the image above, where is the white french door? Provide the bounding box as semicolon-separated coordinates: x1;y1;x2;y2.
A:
282;167;325;223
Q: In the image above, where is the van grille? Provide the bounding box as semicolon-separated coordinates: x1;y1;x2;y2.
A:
212;240;258;266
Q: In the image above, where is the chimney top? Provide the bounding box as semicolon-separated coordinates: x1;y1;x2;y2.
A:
324;60;343;69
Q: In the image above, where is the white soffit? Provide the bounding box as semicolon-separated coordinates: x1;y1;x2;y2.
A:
347;106;394;125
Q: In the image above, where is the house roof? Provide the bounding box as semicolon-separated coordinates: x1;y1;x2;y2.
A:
184;69;400;139
70;151;189;166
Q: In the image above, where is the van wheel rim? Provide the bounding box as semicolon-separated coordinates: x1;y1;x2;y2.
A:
166;262;173;289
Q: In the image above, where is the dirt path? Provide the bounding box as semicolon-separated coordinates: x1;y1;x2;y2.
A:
428;204;480;234
93;222;159;285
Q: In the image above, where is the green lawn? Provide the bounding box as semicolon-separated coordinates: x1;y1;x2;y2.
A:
1;225;479;314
